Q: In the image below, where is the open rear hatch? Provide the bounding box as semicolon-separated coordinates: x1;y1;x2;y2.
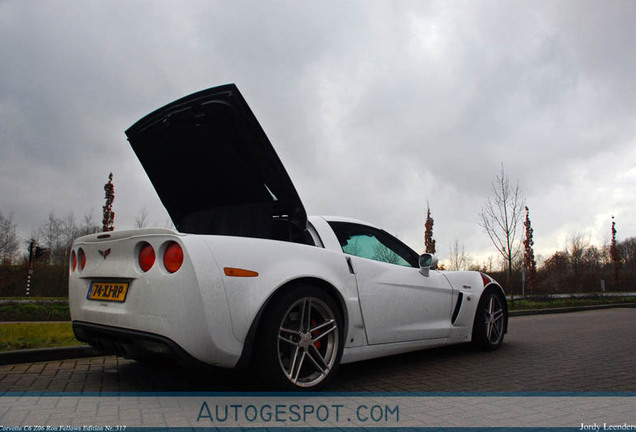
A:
126;84;308;242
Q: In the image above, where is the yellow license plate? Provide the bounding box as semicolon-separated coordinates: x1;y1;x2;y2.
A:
87;281;130;302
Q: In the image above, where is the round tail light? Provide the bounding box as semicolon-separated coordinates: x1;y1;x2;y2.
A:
163;241;184;273
78;248;86;271
71;250;77;272
138;242;155;272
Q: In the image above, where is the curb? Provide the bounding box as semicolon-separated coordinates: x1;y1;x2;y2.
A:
0;345;101;366
2;304;636;366
509;302;636;316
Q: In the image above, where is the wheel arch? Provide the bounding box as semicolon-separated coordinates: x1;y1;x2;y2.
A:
234;276;348;368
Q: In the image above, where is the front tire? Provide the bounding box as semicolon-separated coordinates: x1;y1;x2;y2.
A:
472;289;507;350
257;285;344;390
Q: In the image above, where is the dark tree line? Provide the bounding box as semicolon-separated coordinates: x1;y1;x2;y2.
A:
0;210;105;267
0;173;114;266
0;210;102;297
0;212;20;264
535;235;634;293
480;223;634;295
0;174;116;297
426;170;632;295
474;165;632;295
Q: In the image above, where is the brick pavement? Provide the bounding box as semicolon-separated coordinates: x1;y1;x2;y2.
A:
2;394;636;428
2;309;636;429
1;308;635;393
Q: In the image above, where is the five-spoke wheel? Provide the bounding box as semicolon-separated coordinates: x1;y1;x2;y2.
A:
257;286;343;389
472;289;507;350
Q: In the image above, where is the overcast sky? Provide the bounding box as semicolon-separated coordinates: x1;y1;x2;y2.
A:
1;0;635;267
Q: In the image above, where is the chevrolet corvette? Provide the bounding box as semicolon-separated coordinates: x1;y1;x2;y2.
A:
69;84;508;389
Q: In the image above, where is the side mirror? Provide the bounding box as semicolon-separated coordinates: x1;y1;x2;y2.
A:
419;253;438;277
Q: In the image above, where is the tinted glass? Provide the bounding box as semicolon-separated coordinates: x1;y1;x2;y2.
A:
329;222;419;268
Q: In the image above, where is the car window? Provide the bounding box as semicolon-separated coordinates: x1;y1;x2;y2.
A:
328;221;419;268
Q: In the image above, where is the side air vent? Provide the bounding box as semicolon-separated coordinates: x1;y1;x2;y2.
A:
346;257;355;274
451;292;464;325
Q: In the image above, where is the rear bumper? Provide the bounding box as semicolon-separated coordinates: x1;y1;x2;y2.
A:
72;321;207;367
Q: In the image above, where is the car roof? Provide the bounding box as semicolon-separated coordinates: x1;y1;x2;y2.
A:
311;215;382;230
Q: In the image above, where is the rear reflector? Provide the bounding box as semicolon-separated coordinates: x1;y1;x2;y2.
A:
163;241;184;273
139;242;155;272
224;267;259;277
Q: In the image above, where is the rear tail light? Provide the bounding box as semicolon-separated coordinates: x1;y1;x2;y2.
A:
71;250;77;272
78;248;86;271
138;242;155;272
163;241;184;273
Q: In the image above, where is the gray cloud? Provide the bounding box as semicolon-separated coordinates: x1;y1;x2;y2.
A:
1;0;635;265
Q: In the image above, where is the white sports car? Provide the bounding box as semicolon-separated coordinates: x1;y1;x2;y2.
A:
69;84;508;389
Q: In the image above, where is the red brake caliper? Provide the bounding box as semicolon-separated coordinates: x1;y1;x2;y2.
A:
311;319;322;350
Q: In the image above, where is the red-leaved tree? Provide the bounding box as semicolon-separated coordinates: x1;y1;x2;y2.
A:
424;204;436;254
523;206;537;293
610;216;621;289
102;173;115;232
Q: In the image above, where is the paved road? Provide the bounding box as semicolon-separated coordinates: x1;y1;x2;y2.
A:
2;308;635;392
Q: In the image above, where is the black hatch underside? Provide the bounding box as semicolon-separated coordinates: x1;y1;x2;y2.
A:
126;84;308;243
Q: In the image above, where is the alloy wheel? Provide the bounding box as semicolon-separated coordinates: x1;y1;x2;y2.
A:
276;297;339;387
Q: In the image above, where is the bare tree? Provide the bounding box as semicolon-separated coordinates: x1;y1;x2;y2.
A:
0;212;20;263
36;212;80;265
448;239;471;271
79;211;100;236
481;255;496;273
568;234;590;279
37;213;63;264
620;237;636;274
582;245;602;276
135;207;149;228
479;164;525;293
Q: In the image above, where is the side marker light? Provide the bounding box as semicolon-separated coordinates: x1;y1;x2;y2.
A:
224;267;259;277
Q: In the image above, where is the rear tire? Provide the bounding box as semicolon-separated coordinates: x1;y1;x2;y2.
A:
472;289;507;350
256;285;343;390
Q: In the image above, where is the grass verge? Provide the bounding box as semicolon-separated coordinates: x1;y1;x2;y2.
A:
509;296;636;310
0;301;70;321
0;322;82;352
